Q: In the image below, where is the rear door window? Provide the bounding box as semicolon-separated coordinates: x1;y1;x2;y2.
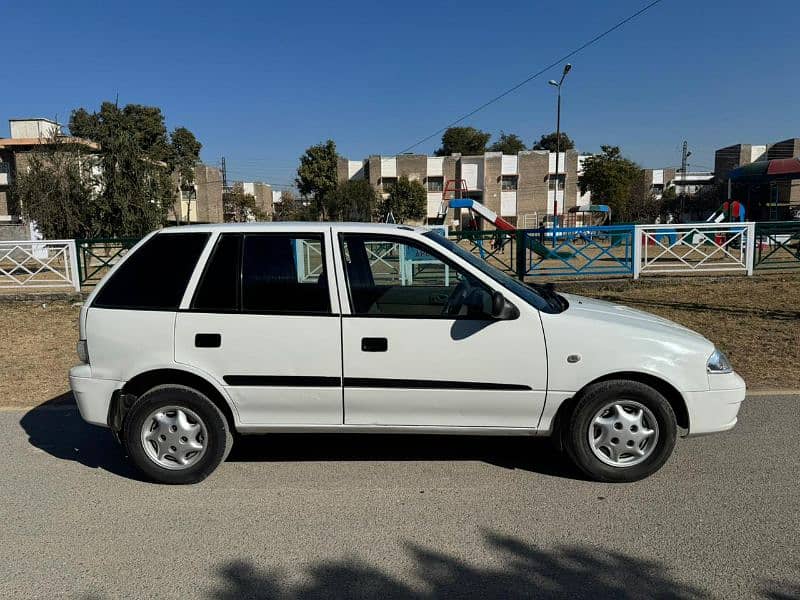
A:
93;232;209;310
241;234;331;314
192;233;241;312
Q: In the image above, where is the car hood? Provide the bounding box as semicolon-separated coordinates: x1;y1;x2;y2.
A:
559;293;709;343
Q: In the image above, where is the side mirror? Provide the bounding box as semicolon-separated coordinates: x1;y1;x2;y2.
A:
490;291;520;320
464;288;519;320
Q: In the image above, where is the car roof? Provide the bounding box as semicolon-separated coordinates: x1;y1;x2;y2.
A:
158;222;430;235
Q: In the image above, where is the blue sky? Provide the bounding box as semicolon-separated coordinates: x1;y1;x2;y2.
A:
4;0;799;186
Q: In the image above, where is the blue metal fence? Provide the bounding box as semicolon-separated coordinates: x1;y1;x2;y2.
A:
517;225;636;277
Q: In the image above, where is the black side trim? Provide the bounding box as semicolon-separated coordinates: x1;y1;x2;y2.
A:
221;376;530;391
344;378;531;391
223;375;341;387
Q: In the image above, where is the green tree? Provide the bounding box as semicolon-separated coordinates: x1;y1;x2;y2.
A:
326;179;378;222
67;102;203;235
273;190;314;221
379;176;426;223
532;132;575;152
295;140;338;219
96;128;172;236
12;135;96;239
435;127;491;156
168;127;202;188
578;145;643;222
488;131;526;154
69;103;172;161
223;186;265;222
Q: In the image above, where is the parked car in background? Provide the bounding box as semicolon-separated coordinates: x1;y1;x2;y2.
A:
70;223;746;484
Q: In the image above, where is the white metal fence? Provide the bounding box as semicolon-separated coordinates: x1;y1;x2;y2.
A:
633;222;755;279
0;239;80;291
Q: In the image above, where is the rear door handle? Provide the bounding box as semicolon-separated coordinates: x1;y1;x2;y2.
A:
361;337;388;352
195;333;221;348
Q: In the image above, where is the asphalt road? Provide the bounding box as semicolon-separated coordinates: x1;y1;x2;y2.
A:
0;394;798;599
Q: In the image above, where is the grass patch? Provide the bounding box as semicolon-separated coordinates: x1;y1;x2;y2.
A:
0;273;796;408
0;301;80;408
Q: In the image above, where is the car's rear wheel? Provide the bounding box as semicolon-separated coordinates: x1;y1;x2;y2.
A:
564;380;677;482
123;385;232;484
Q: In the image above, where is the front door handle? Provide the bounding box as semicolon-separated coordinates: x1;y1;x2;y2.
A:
361;337;388;352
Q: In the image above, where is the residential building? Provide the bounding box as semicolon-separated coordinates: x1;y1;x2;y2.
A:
168;164;224;224
715;137;800;213
643;168;714;199
337;150;591;228
239;181;281;220
2;118;225;228
0;118;99;223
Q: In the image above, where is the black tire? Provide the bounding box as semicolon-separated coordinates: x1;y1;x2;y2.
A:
123;385;233;484
564;380;677;483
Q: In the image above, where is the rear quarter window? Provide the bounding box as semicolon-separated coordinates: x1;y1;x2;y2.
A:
92;232;210;310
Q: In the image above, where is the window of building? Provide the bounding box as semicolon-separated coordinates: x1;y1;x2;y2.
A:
241;234;330;314
652;183;664;193
501;175;518;191
381;177;397;191
340;235;487;318
93;233;210;310
426;176;444;193
548;174;566;191
192;234;241;312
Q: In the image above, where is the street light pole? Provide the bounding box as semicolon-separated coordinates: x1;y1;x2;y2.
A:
548;64;571;247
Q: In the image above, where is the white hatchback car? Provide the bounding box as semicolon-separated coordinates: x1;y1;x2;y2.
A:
70;223;745;484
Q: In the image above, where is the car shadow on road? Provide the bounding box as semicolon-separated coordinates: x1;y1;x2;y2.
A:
19;393;145;482
203;529;708;599
229;432;587;480
20;395;585;482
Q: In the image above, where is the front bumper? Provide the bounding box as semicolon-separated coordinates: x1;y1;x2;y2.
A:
69;364;122;427
684;371;746;436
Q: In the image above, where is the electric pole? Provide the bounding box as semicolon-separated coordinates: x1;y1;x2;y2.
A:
679;141;692;218
221;156;228;190
548;64;572;247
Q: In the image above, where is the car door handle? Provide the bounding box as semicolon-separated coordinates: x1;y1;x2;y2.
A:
195;333;221;348
361;337;388;352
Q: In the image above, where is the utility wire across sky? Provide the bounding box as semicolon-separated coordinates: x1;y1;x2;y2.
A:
397;0;665;155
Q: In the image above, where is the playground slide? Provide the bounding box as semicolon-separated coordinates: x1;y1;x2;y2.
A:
449;198;573;259
449;199;516;231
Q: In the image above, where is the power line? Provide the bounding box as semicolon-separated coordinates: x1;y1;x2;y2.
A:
396;0;666;154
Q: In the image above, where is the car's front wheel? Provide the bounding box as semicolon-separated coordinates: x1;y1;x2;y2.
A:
564;380;677;482
123;385;233;484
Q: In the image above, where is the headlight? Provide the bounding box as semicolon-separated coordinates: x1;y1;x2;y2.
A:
707;349;732;374
77;339;90;364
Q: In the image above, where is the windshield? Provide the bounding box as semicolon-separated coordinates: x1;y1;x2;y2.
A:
423;231;566;314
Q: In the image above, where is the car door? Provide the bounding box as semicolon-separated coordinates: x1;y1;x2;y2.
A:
175;229;343;425
335;230;547;428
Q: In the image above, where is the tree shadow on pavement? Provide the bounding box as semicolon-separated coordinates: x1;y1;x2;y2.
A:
207;530;708;599
760;571;800;600
18;393;144;481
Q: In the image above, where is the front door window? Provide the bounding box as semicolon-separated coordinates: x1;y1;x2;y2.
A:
340;235;489;318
